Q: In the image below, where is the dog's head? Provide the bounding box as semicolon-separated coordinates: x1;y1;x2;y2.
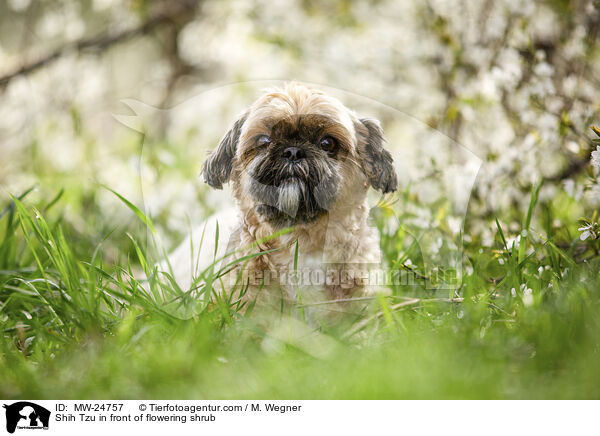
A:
202;83;397;227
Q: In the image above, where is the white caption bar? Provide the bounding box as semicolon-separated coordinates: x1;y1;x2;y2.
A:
1;400;597;436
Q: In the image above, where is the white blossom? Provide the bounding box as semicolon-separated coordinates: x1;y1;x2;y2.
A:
591;146;600;169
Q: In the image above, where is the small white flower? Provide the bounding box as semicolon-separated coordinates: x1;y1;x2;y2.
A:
506;235;521;250
578;224;595;241
566;141;580;154
563;179;583;200
588;184;600;202
591;145;600;168
521;285;534;306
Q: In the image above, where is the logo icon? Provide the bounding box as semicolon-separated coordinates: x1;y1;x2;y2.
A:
2;402;50;434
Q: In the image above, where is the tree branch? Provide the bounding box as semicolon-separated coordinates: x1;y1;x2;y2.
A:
0;1;198;88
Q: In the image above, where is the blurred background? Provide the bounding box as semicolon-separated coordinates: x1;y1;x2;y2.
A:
2;0;600;400
0;0;599;256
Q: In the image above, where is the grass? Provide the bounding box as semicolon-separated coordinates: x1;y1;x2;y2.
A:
0;184;599;399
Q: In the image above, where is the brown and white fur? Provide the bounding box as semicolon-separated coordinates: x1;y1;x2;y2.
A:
168;83;397;313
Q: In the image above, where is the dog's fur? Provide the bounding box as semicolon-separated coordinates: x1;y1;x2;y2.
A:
173;83;397;309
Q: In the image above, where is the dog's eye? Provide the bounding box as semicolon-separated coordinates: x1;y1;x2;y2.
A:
256;135;271;147
319;136;337;153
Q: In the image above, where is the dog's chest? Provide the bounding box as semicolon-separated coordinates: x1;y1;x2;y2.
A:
238;208;382;305
260;240;375;304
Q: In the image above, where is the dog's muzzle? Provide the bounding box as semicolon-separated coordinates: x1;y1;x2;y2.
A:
245;155;339;226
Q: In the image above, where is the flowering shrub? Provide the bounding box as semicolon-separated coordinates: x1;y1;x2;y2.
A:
578;126;600;248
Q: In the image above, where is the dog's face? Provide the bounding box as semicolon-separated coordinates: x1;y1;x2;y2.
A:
202;83;397;227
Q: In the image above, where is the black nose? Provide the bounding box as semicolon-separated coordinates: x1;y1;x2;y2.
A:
282;147;305;161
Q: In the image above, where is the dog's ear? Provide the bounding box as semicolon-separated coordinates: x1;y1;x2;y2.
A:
202;113;247;189
355;118;398;193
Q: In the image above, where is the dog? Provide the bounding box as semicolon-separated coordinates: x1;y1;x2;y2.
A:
166;83;398;313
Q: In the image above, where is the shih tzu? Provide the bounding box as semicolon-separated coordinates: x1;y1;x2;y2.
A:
167;82;397;310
